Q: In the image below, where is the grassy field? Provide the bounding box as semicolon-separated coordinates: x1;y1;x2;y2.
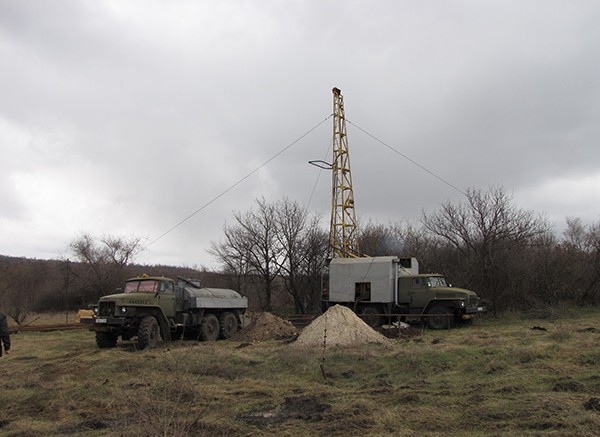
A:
5;312;81;326
1;308;599;436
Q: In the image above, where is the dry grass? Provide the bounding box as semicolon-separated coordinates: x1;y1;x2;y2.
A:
1;309;599;436
5;311;80;326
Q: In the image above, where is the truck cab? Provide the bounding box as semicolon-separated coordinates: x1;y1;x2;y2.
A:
397;274;484;328
121;276;177;318
91;276;177;349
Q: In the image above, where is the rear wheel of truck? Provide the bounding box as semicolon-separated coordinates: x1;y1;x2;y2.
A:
200;314;220;341
426;306;454;330
96;332;118;348
219;312;239;339
138;316;160;349
358;305;383;328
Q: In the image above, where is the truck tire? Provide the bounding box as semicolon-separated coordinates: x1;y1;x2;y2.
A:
138;316;160;349
219;312;239;339
200;314;220;341
358;305;383;328
426;306;454;330
96;331;117;348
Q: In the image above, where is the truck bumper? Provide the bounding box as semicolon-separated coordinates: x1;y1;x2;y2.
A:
79;317;94;325
462;306;487;319
83;317;127;331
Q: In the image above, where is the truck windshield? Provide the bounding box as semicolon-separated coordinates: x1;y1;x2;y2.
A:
427;277;448;287
124;280;159;293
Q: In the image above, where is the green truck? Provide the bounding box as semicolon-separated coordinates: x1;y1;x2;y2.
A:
322;256;485;328
84;275;248;349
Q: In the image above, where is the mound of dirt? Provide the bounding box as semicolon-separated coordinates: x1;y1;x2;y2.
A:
233;312;298;341
293;305;388;347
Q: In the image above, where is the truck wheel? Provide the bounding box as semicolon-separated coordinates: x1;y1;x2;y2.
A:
200;314;220;341
96;332;117;348
219;312;239;339
358;306;383;328
138;316;160;349
426;306;454;330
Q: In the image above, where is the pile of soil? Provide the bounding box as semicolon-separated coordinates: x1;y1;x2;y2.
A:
293;305;388;347
233;312;298;341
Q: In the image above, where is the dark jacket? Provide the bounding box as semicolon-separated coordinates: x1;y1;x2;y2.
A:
0;312;10;356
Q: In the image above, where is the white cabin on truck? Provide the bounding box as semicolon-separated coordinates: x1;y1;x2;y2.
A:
327;256;418;304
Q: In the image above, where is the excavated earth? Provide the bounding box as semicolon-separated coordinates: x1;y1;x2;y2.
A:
232;312;298;342
293;304;389;347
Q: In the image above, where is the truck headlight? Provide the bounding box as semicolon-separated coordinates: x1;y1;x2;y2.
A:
459;301;465;308
120;307;128;314
93;307;99;315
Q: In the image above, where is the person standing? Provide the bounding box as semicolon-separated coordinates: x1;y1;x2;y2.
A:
0;311;11;357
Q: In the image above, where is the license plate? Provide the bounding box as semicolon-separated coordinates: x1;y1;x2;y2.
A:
477;307;485;312
95;318;107;324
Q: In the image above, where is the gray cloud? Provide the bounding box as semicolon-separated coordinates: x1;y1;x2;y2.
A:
1;0;599;268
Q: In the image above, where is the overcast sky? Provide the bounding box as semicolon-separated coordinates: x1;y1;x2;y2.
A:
1;1;599;269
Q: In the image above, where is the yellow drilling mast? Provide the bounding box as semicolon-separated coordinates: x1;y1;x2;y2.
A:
329;87;360;258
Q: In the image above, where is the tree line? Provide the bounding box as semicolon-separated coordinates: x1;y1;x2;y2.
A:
210;187;599;315
0;186;598;323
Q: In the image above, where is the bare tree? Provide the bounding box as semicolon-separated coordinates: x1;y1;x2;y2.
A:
390;220;450;273
560;218;600;305
69;233;143;302
563;217;588;250
209;225;253;296
275;198;328;314
585;221;600;304
274;198;308;313
422;186;550;313
0;260;47;324
358;220;404;256
298;217;329;314
211;198;328;313
211;198;283;311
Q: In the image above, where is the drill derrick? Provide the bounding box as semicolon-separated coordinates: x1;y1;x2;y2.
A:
330;87;360;258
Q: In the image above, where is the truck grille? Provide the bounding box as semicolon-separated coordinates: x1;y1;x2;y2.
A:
469;295;479;306
99;301;115;317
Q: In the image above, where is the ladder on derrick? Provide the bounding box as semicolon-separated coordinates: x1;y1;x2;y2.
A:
329;87;360;258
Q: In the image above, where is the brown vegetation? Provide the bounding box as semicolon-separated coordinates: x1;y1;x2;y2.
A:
1;308;599;436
